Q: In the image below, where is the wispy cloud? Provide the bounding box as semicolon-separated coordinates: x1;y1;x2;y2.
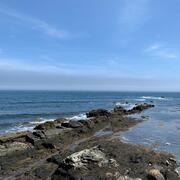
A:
145;43;178;59
0;7;70;38
120;0;150;29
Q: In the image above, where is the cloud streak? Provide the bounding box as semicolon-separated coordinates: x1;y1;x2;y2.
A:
145;43;178;59
0;7;70;38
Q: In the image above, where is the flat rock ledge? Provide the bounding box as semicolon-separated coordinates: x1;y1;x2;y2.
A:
0;103;179;180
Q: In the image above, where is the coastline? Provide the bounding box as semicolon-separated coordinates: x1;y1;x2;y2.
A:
0;103;179;179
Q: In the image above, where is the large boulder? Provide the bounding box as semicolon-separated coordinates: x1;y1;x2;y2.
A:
78;119;95;129
61;120;83;128
52;146;119;179
34;121;55;130
86;109;110;118
54;118;67;124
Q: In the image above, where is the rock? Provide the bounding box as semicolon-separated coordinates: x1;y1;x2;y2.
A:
129;154;143;164
47;154;63;165
78;119;95;129
86;109;110;118
61;120;83;128
33;130;46;139
42;142;56;149
25;134;37;145
114;106;127;114
34;121;55;130
0;142;29;157
169;157;176;163
0;131;29;143
165;170;180;180
147;169;165;180
62;146;118;170
175;167;180;177
106;172;142;180
54;118;67;124
128;103;154;114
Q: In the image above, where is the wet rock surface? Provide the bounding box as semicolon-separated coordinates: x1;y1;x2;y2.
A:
0;104;179;180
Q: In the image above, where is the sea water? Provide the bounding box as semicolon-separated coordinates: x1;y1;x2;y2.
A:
0;91;179;161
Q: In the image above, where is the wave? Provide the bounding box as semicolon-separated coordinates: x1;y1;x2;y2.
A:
3;124;34;135
0;112;89;135
115;102;136;110
140;96;166;100
29;118;55;125
0;117;55;135
135;99;146;102
67;113;88;121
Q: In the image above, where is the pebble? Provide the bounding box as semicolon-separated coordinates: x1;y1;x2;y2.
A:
175;167;180;177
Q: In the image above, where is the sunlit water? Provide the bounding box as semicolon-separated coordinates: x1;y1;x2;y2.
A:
0;91;179;161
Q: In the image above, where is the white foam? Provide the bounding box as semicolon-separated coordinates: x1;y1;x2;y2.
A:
121;135;130;142
67;113;88;121
115;102;136;110
140;96;165;100
4;125;34;134
135;98;146;102
29;118;55;125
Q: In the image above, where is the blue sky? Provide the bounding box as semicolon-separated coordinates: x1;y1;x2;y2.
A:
0;0;180;91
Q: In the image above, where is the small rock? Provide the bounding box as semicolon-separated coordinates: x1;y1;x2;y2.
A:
47;154;63;165
33;130;46;139
42;142;56;149
114;106;127;114
129;154;143;163
175;167;180;177
148;169;165;180
169;157;176;163
165;160;170;166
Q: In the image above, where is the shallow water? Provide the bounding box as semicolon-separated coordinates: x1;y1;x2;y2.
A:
0;91;179;161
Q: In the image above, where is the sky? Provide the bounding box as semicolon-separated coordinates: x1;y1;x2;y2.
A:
0;0;180;91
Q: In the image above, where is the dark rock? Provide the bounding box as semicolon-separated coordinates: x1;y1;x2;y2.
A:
175;167;180;177
165;170;180;180
25;134;38;145
128;103;154;114
91;116;109;124
61;120;83;128
86;109;110;118
47;154;63;165
33;130;46;139
147;169;165;180
78;119;95;129
34;121;55;130
54;118;67;124
42;142;56;149
129;154;143;164
114;106;127;114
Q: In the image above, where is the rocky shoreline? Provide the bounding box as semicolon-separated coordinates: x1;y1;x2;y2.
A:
0;103;179;180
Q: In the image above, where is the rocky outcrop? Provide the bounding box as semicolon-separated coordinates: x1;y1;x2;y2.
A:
86;109;111;118
0;104;179;180
127;103;155;114
113;103;155;115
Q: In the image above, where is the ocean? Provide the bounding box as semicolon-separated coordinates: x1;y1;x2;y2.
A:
0;91;179;161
